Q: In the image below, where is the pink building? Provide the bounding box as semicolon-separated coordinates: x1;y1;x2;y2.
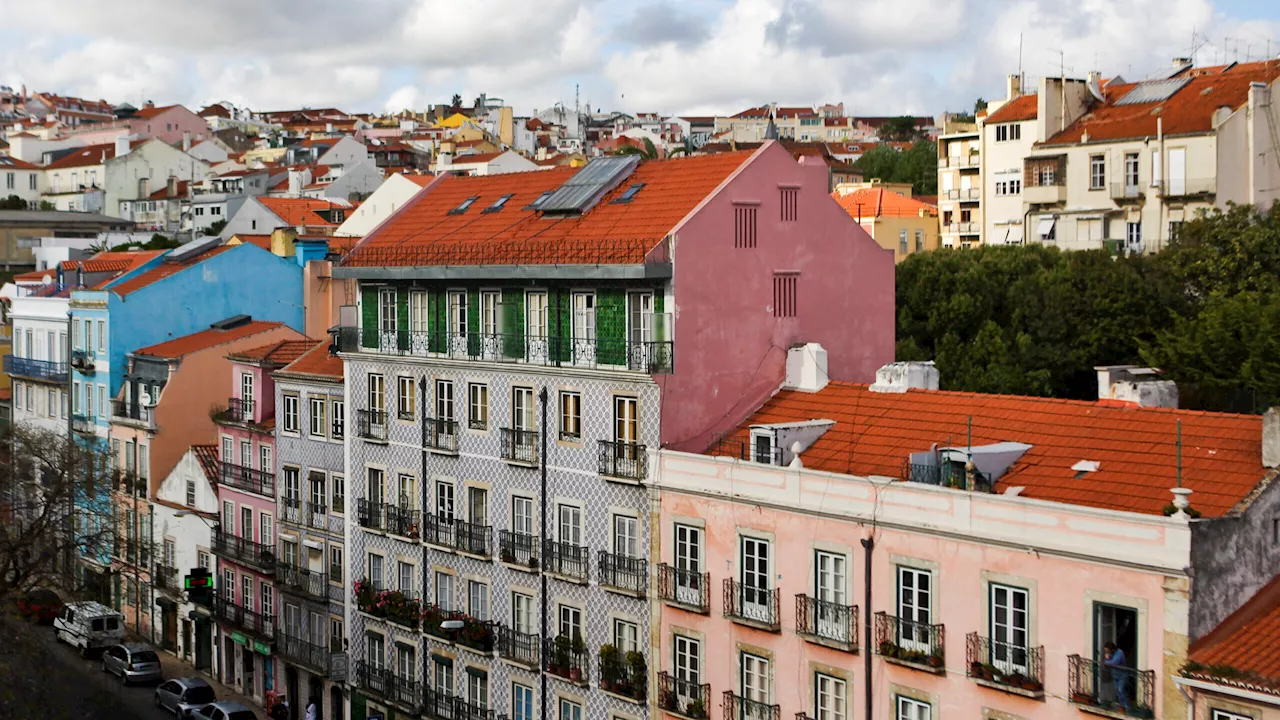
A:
211;337;312;703
128;104;211;145
651;356;1274;720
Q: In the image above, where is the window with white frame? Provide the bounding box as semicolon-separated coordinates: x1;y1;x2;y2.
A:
332;473;345;514
1210;711;1250;720
398;377;416;420
1090;155;1106;190
396;643;415;682
674;634;700;686
397;561;413;594
282;395;299;433
512;386;534;432
409;290;428;337
367;467;384;506
468;581;489;621
571;292;595;345
740;652;770;705
511;592;534;634
558;698;582;720
897;566;933;653
468;383;488;430
1127;222;1142;248
896;696;930;720
512;683;535;720
367;373;385;416
433;656;453;695
435;571;454;611
814;673;847;720
367;553;384;590
558;391;581;441
468;670;489;708
436;479;454;521
480;290;500;337
740;536;771;617
989;583;1030;675
558;504;582;547
367;632;385;669
512;495;533;537
613;618;639;653
331;399;344;439
613;514;638;558
436;379;454;422
309;397;326;436
448;290;467;338
1124;152;1140;190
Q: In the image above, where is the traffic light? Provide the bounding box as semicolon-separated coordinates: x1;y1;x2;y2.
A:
185;568;213;606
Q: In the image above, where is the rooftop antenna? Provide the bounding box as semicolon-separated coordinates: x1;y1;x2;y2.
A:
1018;33;1024;81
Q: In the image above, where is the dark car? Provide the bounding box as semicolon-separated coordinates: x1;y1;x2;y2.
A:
154;677;216;717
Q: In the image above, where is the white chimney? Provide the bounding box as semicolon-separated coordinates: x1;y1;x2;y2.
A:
869;361;940;394
1095;365;1178;408
115;135;131;158
1006;74;1022;101
288;169;303;196
1264;408;1280;469
182;131;191;152
785;343;829;393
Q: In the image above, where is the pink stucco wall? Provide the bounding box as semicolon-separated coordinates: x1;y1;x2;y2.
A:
658;142;895;450
129;106;210;145
228;361;279;427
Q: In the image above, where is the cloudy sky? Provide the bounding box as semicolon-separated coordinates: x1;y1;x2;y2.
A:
2;0;1278;118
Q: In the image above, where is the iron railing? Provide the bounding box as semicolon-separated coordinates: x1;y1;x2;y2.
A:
385;505;421;539
72;413;95;434
599;650;647;701
276;631;333;676
454;519;492;557
545;635;589;683
421;604;466;641
211;529;276;572
356;409;388;441
497;625;540;667
219;462;275;497
874;612;945;669
966;632;1044;692
796;595;858;649
723;580;780;631
498;530;538;569
903;462;994;492
3;355;68;383
356;661;418;708
658;672;711;719
276;563;328;602
722;691;780;720
598;550;647;595
1068;654;1155;716
658;564;710;613
1159;178;1216;197
154;565;180;594
598;440;646;481
358;587;422;630
357;498;385;531
543;539;589;582
420;686;453;720
425;417;459;453
456;619;498;654
221;397;255;423
423;513;456;548
110;399;152;425
213;598;274;638
279;498;330;530
500;428;538;465
454;698;500;720
339;327;675;374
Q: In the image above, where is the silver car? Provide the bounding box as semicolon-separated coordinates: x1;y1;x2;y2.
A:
154;677;216;717
101;642;163;684
192;700;258;720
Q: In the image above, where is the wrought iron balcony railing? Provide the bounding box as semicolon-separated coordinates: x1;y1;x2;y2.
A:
420;686;453;720
543;539;589;582
154;565;180;595
3;355;69;383
544;635;589;684
598;550;647;595
497;624;539;668
658;672;711;719
874;611;945;671
500;428;538;465
722;691;780;720
598;439;646;482
454;518;492;557
211;529;276;573
213;598;274;638
455;619;497;654
1068;653;1155;716
385;504;421;539
902;462;994;492
276;631;336;677
355;583;421;630
453;697;500;720
356;409;388;441
599;648;647;701
110;399;153;426
218;462;275;497
658;564;710;613
356;498;385;531
72;413;95;434
498;530;538;570
219;397;256;424
796;594;858;650
425;417;458;453
423;513;456;548
276;563;328;602
966;632;1044;695
723;579;780;631
355;661;419;710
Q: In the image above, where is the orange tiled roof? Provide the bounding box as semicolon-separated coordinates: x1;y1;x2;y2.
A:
278;340;343;380
44;142;115;169
148;181;189;199
232;234;273;249
1045;61;1280;145
1187;575;1280;693
192;444;222;482
344;151;755;267
403;173;435;187
13;250;164;284
717;382;1266;517
0;154;39;170
450;151;504;164
257;197;343;227
831;188;936;219
131;104;179;120
107;244;234;296
133;320;285;359
228;339;315;365
199;105;231;118
984;94;1038;124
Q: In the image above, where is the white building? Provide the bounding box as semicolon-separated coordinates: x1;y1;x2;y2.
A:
1;153;44;207
106;137;210;222
979;76;1038;245
6;282;71;434
333;173;434;237
434;149;538;176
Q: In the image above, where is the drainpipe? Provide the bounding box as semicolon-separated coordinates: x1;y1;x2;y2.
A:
134;438;141;634
861;536;874;720
538;387;549;720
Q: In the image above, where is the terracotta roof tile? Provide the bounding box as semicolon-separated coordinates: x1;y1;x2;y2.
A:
148;181;189;199
107;244;234;296
0;154;39;170
44;142;115;170
831;188;936;219
344;151;754;267
450;151;505;164
1187;575;1280;693
131;104;180;120
192;444;222;482
984;94;1039;124
133;320;285;359
231;234;273;249
228;339;316;365
277;340;343;381
257;197;345;227
715;382;1265;517
403;173;436;187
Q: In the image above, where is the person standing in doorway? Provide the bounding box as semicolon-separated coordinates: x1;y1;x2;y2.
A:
305;698;317;720
1103;642;1130;711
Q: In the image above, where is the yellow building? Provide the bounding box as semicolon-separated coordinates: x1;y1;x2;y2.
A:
831;181;939;263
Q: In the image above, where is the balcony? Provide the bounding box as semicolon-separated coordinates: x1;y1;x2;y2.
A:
276;631;339;677
110;399;153;428
545;635;589;685
218;462;275;497
498;530;539;570
966;632;1044;698
499;428;538;466
598;550;647;596
658;564;710;614
944;222;980;236
425;417;458;454
722;580;780;632
599;645;647;703
4;355;69;383
497;625;540;668
959;187;981;200
423;513;456;548
1024;183;1067;205
385;505;422;540
903;462;995;492
275;563;328;603
453;698;501;720
658;672;711;719
1159;178;1216;198
356;409;388;442
1068;654;1155;719
212;529;276;573
213;598;274;639
1109;182;1146;202
337;328;675;375
355;661;419;711
421;603;466;642
722;691;779;720
454;519;492;558
72;413;95;434
543;539;589;583
356;499;385;532
795;595;858;652
456;619;497;655
217;397;256;425
154;565;181;596
354;579;421;630
874;612;945;674
598;440;647;483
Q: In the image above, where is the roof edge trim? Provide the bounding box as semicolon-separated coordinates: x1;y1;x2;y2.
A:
333;263;671;282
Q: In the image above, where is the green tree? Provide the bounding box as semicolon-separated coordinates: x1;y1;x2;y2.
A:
38;200;55;211
878;116;924;141
145;233;181;249
205;218;228;236
852;140;938;195
613;137;658;160
0;195;28;210
974;97;988;115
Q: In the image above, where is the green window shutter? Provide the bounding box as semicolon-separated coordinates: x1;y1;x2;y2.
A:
597;289;626;366
360;286;379;349
555;290;572;363
427;290;442;353
467;289;480;356
396;286;409;351
501;288;524;358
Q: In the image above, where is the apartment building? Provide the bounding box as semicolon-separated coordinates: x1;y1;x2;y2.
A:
981;78;1039;245
651;355;1277;720
936;120;981;247
271;341;351;720
332;145;893;720
831;182;939;262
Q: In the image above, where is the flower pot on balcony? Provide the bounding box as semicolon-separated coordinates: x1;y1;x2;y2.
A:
687;699;707;718
501;549;516;564
1071;692;1094;704
660;690;678;711
927;655;943;668
969;661;983;677
1022;678;1041;692
528;556;539;569
878;641;896;657
570;667;582;682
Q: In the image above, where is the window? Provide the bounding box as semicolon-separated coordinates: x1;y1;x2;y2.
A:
993;177;1022;196
1127;222;1142;248
896;696;930;720
613;514;638;558
330;618;343;652
367;468;384;506
468;670;489;708
435;571;454;611
222;501;234;531
261;584;274;622
674;524;702;600
283;467;301;504
398;561;413;594
436;479;455;521
780;187;798;222
397;377;416;420
1090;155;1106;190
259;445;272;474
186;479;196;506
612;184;645;204
395;472;416;510
378;288;397;340
571;292;595;348
367;373;385;416
613;618;639;653
448;290;467;338
332;474;345;514
512;683;535;720
283;540;298;568
512;496;534;536
310;471;326;511
512;591;534;633
223;569;235;601
396;643;415;681
1168;221;1183;243
558;698;582;720
674;634;700;686
435;379;454;422
558;503;582;546
29;174;35;190
990;584;1029;674
309;397;326;436
898;229;908;255
734;204;758;248
450;196;479;214
897;566;932;652
434;656;453;695
814;673;846;720
241;576;254;612
772;273;797;318
512;386;534;432
468;486;488;525
367;632;385;669
740;536;771;615
752;431;774;463
526;291;549;340
331;399;345;439
559;391;581;441
367;553;384;590
914;230;924;253
740;652;770;705
330;546;343;582
994;123;1020;142
815;551;847;608
558;604;582;642
198;552;212;571
480;291;500;337
409;290;428;337
1210;711;1250;720
468;383;488;430
282;395;299;433
468;580;489;621
1124;152;1140;189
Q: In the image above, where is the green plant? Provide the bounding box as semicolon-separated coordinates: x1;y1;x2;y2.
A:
686;698;706;718
1162;503;1203;518
571;631;586;655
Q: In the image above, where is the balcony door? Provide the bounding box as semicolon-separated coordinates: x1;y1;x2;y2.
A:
815;551;847;639
377;288;397;353
571;292;595;365
674;524;702;606
448;290;468;356
897;567;932;653
990;584;1029;675
741;652;770;706
558;504;581;547
525;291;548;363
479;290;500;360
408;290;429;355
740;537;770;621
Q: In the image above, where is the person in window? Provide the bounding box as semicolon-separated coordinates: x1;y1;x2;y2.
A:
1102;642;1130;711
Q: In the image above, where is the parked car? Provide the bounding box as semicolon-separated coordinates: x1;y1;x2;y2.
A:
192;701;258;720
53;601;124;657
155;677;217;717
17;588;63;625
101;643;163;685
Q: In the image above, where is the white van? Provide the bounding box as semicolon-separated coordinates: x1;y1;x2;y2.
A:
54;601;125;657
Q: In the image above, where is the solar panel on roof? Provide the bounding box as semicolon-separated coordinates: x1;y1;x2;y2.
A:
538;155;639;215
1114;77;1191;105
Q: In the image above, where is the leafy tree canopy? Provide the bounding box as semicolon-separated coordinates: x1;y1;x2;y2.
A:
853;140;938;196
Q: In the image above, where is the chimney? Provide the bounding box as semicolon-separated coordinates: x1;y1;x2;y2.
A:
1264;408;1280;468
143;100;155;109
167;176;177;197
288;169;303;196
1007;74;1022;101
115;135;131;158
182;131;191;152
869;361;940;394
1094;365;1179;408
1087;70;1102;85
1172;57;1192;68
785;343;829;393
325;122;334;133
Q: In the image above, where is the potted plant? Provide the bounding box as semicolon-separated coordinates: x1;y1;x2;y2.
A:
686;698;706;719
528;555;539;570
1022;677;1042;692
625;651;647;698
500;548;516;564
1005;672;1025;687
570;632;587;682
878;641;896;657
598;644;620;690
554;635;572;676
1071;691;1094;704
927;653;943;669
981;664;995;681
660;690;678;711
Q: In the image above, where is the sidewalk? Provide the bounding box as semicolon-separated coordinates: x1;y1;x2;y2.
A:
123;628;262;712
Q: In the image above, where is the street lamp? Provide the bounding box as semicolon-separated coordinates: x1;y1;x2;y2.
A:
174;510;219;530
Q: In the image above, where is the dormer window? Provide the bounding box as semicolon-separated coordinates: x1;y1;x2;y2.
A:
449;196;480;215
482;194;514;214
751;429;775;464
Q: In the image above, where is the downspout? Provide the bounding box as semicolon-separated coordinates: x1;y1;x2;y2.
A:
539;387;549;720
861;536;874;720
1171;675;1195;720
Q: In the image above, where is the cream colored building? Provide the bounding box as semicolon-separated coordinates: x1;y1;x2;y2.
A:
980;76;1039;245
936;121;981;246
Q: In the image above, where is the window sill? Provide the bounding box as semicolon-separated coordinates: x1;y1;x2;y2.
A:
500;457;538;469
725;615;780;634
545;570;589;587
600;688;646;706
546;670;590;688
600;473;644;487
600;583;646;599
358;435;389;446
455;550;493;563
499;656;540;673
426;446;459;457
796;631;858;654
499;560;540;575
661;598;709;616
881;656;946;675
1069;702;1152;720
972;677;1043;700
424;540;456;555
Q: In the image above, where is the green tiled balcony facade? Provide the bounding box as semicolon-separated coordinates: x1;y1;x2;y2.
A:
337;282;673;373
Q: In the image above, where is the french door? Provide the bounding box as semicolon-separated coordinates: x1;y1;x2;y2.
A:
740;537;770;622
